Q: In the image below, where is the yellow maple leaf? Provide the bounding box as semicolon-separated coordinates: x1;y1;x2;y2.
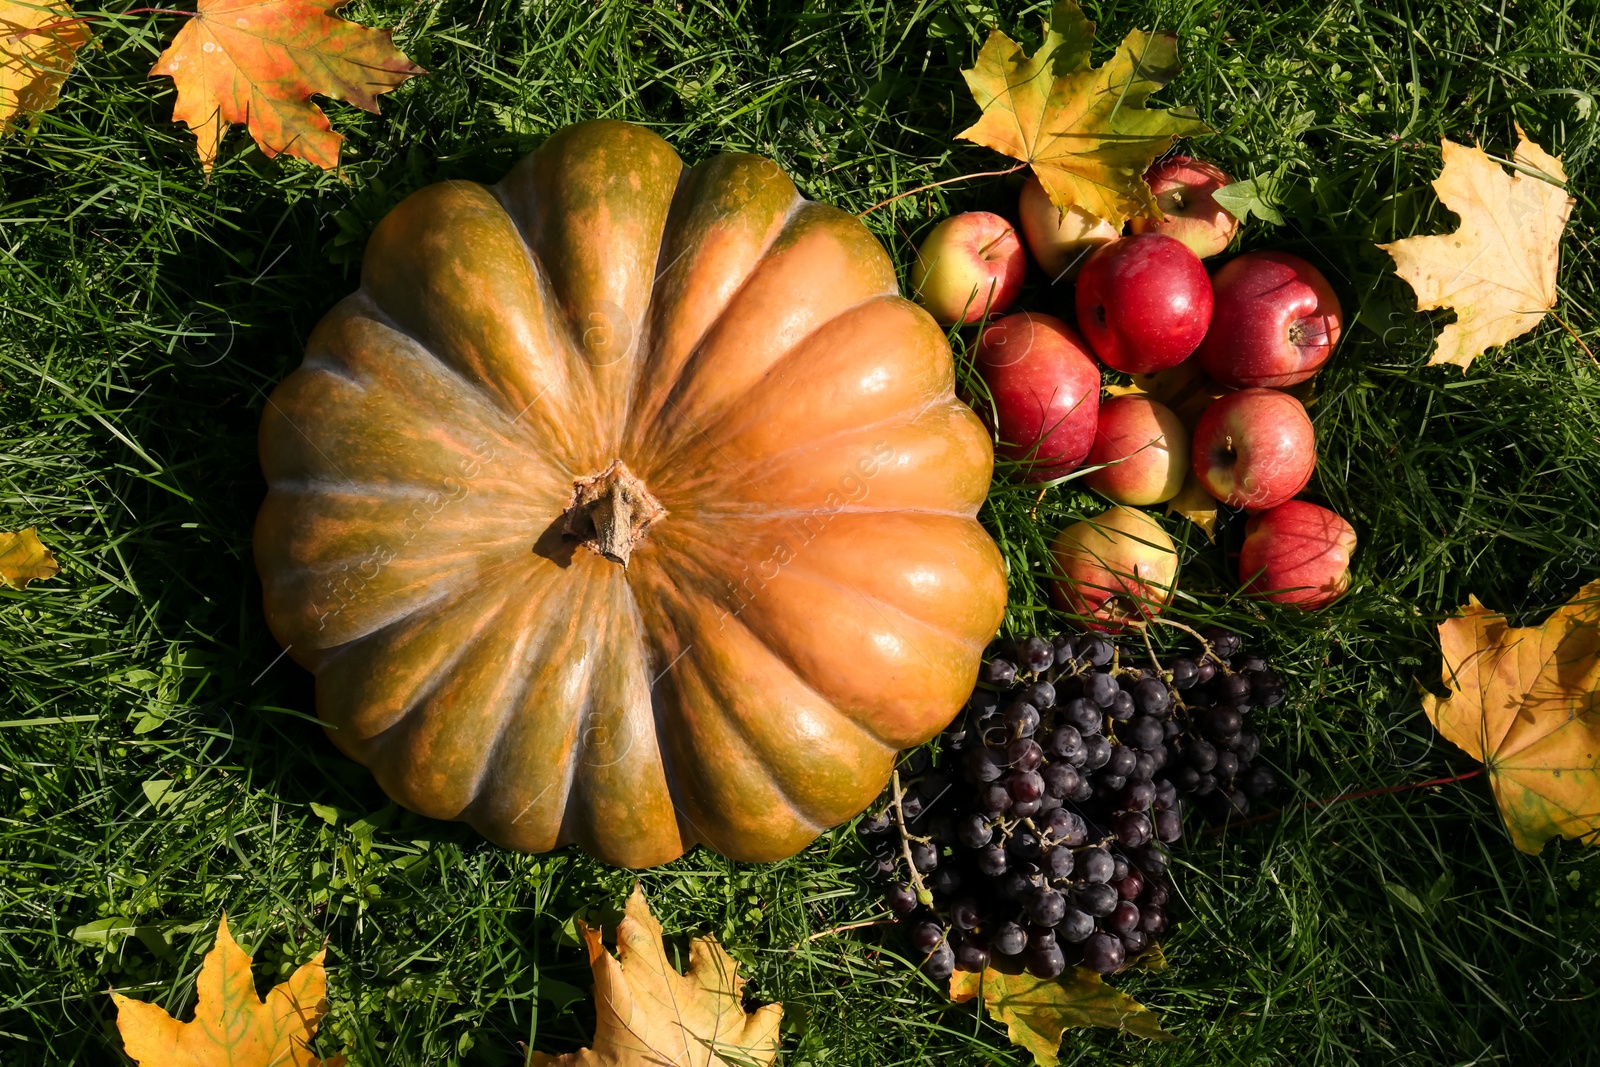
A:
1;0;89;137
530;885;782;1067
949;963;1171;1066
149;0;424;171
112;915;342;1067
1377;127;1575;371
1423;580;1600;854
957;0;1209;229
0;527;59;589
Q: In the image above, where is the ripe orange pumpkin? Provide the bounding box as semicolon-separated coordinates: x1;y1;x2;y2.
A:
255;120;1007;868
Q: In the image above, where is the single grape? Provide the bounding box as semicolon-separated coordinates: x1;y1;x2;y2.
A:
1137;749;1162;778
1004;700;1040;739
964;747;1004;784
1185;740;1218;773
1008;738;1044;773
1096;772;1127;794
1083;671;1119;707
1169;657;1198;690
1153;778;1178;808
903;749;931;774
1141;879;1171;908
1069;778;1096;803
1202;627;1241;658
1007;829;1043;860
1082;932;1125;974
980;783;1013;815
1172;765;1201;792
1238;653;1268;673
899;792;926;823
910;921;945;955
1057;907;1095;943
1121;928;1149;955
1112;811;1152;848
1113;867;1145;901
1252;669;1286;707
910;841;939;871
1078;848;1114;884
957;813;994;849
976;845;1008;877
1126;715;1165;751
1236;732;1262;764
1220;789;1251;818
1132;677;1172;715
1163;719;1183;741
998;871;1034;900
858;810;893;836
968;688;1001;718
1042;845;1075;880
1107;900;1141;936
1121;779;1155;812
1019;636;1054;674
1079;635;1114;666
1052;634;1079;666
886;883;917;914
1107;744;1138;777
1082;735;1112;770
1043;808;1088;847
1041;762;1080;799
950;897;983;931
1190;772;1218;796
992;921;1028;956
980;658;1018;687
1023;680;1057;709
918;769;951;799
1206;706;1245;738
1216;673;1252;705
1025;940;1066;979
922;942;955;980
1109;690;1136;722
1154;807;1182;842
1241;765;1278;799
1027;888;1067;926
1007;771;1045;805
1214;750;1240;780
1194;659;1217;685
930;867;963;895
1011;796;1043;818
954;939;991;972
1045;725;1085;761
1139;905;1168;935
1062;698;1102;736
1134;844;1170;877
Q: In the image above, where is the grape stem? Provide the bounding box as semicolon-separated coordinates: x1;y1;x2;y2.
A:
1207;767;1487;834
1144;617;1231;669
890;769;935;906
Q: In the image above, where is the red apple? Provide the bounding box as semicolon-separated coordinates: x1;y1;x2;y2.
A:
910;211;1026;325
1050;505;1178;630
976;313;1102;480
1075;234;1213;374
1240;501;1356;609
1191;388;1315;511
1128;156;1240;259
1083;396;1189;505
1197;252;1343;388
1017;174;1119;281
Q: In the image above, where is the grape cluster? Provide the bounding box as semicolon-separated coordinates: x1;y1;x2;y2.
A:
858;626;1284;982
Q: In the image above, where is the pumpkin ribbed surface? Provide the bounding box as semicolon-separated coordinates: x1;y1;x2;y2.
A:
255;120;1007;867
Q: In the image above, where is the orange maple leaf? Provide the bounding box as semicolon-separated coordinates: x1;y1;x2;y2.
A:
150;0;423;171
112;914;343;1067
1423;580;1600;854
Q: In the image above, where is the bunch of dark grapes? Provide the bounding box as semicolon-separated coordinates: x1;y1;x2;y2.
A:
857;626;1285;982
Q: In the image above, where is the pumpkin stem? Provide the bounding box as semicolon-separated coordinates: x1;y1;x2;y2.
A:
564;460;666;567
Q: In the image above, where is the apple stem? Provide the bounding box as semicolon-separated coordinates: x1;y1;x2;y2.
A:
857;162;1029;218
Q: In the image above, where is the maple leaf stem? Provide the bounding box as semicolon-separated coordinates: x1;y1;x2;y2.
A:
1206;767;1487;835
857;163;1029;218
6;8;193;43
1548;309;1598;367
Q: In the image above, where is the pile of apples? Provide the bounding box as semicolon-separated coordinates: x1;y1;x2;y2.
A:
912;158;1356;624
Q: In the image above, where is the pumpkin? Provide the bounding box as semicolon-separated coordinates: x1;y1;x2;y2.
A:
255;120;1008;868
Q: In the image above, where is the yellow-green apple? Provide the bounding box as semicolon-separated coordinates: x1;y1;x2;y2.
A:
1191;387;1315;511
1050;505;1178;630
1197;252;1343;387
1017;174;1119;281
976;313;1102;480
1128;156;1240;258
1240;500;1356;608
911;211;1026;325
1075;234;1213;374
1083;395;1190;504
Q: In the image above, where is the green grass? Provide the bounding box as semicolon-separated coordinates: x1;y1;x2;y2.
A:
2;0;1599;1063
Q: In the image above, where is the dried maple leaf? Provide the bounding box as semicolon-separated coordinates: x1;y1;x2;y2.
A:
112;914;342;1067
957;0;1209;229
950;963;1171;1065
1;0;89;136
1377;127;1575;370
529;885;782;1067
1423;580;1600;854
0;527;59;589
150;0;423;171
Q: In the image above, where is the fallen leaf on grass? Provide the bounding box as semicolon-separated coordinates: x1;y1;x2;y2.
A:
957;0;1208;229
1105;364;1231;538
1423;580;1600;854
112;914;342;1067
950;963;1171;1066
1;0;89;137
150;0;424;171
529;885;782;1067
1377;127;1575;371
0;527;58;588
